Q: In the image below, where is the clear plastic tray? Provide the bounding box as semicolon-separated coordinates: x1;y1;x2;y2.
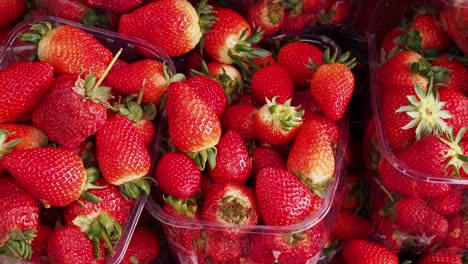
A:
0;16;174;264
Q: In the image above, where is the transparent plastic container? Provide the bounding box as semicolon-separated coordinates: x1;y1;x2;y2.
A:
368;0;468;254
0;16;174;264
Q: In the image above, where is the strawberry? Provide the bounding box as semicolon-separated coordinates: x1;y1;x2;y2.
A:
250;63;294;105
277;41;323;88
318;0;351;25
256;167;321;226
118;0;202;57
209;130;252;184
342;240;399;264
438;4;468;54
105;59;168;105
251;145;286;178
394;197;448;241
444;214;468;248
201;183;258;226
428;188;463;216
0;176;40;260
64;182;135;253
19;22;113;77
431;56;468;96
418;253;463;264
0;124;47;152
291;90;322;120
46;226;105;264
401;14;453;53
309;49;355;121
95;114;151;199
30;225;52;263
287;119;336;194
1;147;91;208
206;61;243;99
155;152;201;199
437;88;468;138
331;210;372;242
82;0;143;13
248;0;285;36
186;75;228;116
281;10;315;35
220;103;257;142
249;224;324;264
378;27;404;64
0;61;54;124
46;0;114;29
0;0;25;28
253;97;304;147
165;81;221;171
120;226;160;264
203;229;245;262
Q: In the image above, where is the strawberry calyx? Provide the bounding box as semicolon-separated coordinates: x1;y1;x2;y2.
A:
302;175;335;198
197;0;217;52
164;195;198;218
283;231;306;247
266;96;304;133
308;48;357;70
396;76;452;140
409;58;450;85
0;129;21;159
119;177;151;200
217;195;257;225
18;21;53;44
114;80;157;123
188;147;217;171
285;0;304;16
439;127;468;178
72;48;123;109
0;228;36;260
317;8;337;25
265;0;285;25
82;8;113;29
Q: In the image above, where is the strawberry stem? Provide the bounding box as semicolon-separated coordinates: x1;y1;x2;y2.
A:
92;48;123;92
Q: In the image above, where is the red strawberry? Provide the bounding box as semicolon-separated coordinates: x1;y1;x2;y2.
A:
277;41;323;88
0;124;47;152
46;226;105;264
444;214;468;248
82;0;142;13
438;88;468;138
186;75;228;116
0;176;40;260
203;229;245;262
1;147;88;208
402;14;453;53
281;10;315;35
30;225;53;263
287;119;336;194
120;226;160;264
0;61;54;123
96;114;151;198
302;112;339;143
105;59;168;105
220;103;257;142
438;4;468;54
165;81;221;170
20;22;113;77
251;145;286;178
418;253;463;264
209;130;252;184
155;152;201;199
342;240;399;264
118;0;202;57
253;97;304;146
250;63;294;105
432;56;468;95
0;0;25;28
291;90;322;120
331;210;372;242
309;49;355;121
206;61;243;99
429;188;463;216
394;197;448;241
256;167;321;226
248;0;285;36
378;27;404;64
318;0;351;25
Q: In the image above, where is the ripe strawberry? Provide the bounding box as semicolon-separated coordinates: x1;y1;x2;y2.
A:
0;0;25;28
209;131;252;184
118;0;202;57
105;59;168;105
402;14;453;53
250;63;294;105
302;112;339;143
318;0;351;25
120;226;160;264
0;124;47;152
30;225;52;263
287;119;336;194
220;103;257;142
281;10;315;35
253;97;304;146
331;210;372;242
203;229;245;262
438;88;468;138
202;183;258;226
429;188;463;216
444;214;468;248
186;75;228;116
206;61;243;99
418;253;463;264
277;41;323;88
248;0;285;36
394;197;448;241
251;145;286;178
342;240;399;264
0;61;54;124
256;167;321;226
155;152;201;199
19;22;113;77
1;147;89;208
82;0;142;13
378;27;404;64
95;114;151;198
47;226;105;264
291;90;322;120
309;49;355;121
165;81;221;170
0;176;40;260
431;56;468;95
438;4;468;54
249;224;324;264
